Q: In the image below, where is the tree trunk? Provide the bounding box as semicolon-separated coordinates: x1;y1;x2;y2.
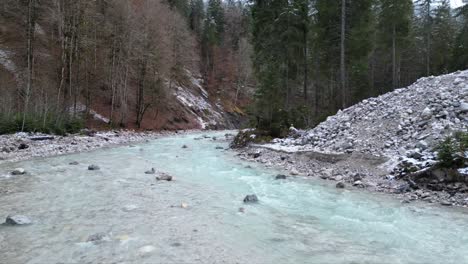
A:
340;0;346;109
392;23;397;90
21;0;36;131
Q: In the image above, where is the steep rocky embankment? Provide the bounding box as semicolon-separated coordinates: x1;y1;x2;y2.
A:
239;70;468;206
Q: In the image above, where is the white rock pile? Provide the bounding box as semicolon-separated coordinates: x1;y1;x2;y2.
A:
270;70;468;173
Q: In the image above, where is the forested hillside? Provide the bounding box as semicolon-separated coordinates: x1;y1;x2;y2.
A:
0;0;467;135
251;0;468;136
0;0;253;133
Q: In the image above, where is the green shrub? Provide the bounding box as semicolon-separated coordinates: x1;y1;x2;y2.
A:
0;113;84;135
435;132;468;168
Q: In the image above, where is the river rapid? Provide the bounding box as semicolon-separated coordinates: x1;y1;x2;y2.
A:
1;131;468;264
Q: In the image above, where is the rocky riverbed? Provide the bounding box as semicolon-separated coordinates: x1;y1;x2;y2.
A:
0;129;187;164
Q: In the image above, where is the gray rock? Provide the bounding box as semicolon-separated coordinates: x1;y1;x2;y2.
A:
421;107;432;120
336;182;345;189
353;180;364;187
69;161;79;165
275;174;287;180
215;146;224;150
18;143;29;150
182;145;188;149
145;168;156;174
243;194;259;203
5;215;32;225
440;201;452;206
88;164;100;170
11;168;26;175
416;140;429;150
290;169;299;176
459;102;468;113
87;232;108;244
156;173;173;181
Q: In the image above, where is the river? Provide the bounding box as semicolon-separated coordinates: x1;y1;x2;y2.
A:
1;131;468;264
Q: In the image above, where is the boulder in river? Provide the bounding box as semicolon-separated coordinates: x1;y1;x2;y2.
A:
88;164;100;170
182;144;188;149
243;194;259;203
69;161;79;165
11;168;26;175
336;182;346;189
5;215;32;225
87;232;108;244
156;173;173;181
275;174;287;180
145;168;156;174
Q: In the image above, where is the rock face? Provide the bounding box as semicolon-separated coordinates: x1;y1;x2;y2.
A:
5;215;32;225
88;164;100;170
11;168;26;175
243;194;259;203
268;70;468;174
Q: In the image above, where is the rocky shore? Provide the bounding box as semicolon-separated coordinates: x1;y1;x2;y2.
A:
233;70;468;208
0;129;186;164
236;146;468;207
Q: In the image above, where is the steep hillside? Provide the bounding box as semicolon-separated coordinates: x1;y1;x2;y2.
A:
0;0;251;132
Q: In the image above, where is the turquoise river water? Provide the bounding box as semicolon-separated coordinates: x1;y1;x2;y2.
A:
1;131;468;264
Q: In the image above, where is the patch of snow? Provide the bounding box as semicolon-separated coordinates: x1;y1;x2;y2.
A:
72;103;110;124
0;49;16;73
459;167;468;175
174;83;223;129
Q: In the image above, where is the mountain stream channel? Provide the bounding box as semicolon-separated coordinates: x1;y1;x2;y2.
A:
1;131;468;264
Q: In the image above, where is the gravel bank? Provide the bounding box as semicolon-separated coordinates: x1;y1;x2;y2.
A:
0;130;191;164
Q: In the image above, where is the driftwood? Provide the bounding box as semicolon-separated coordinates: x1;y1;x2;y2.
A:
29;136;55;141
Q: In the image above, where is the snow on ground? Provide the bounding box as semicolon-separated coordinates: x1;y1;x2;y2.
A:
173;70;225;129
0;49;16;73
72;102;110;124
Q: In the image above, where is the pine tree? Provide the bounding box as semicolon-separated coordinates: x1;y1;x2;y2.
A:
431;0;455;74
451;3;468;71
377;0;413;90
189;0;204;36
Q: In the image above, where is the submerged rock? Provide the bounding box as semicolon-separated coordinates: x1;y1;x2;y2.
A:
11;168;26;175
88;164;100;171
5;215;32;225
87;232;108;244
243;194;259;203
69;161;79;165
182;145;188;149
156;173;173;181
145;168;156;174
